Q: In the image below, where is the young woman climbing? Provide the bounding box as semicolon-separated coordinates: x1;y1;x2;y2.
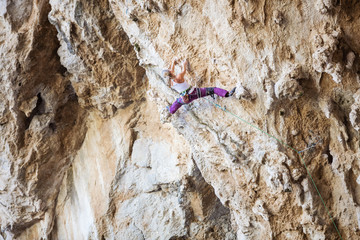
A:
163;59;236;114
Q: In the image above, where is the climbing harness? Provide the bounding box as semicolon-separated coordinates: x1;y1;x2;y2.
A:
204;97;344;240
178;86;192;104
179;86;192;97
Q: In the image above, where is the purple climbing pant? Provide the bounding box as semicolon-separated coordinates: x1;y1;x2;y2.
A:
169;87;228;114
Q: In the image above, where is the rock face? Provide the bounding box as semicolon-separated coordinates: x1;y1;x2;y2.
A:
0;0;87;238
1;0;360;240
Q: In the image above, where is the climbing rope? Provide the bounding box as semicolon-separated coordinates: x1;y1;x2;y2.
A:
204;98;344;240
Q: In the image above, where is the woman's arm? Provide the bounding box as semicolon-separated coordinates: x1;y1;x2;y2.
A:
170;59;177;74
178;60;187;80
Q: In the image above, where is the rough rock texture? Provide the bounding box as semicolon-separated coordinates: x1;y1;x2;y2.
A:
48;0;146;118
2;0;360;240
0;0;87;238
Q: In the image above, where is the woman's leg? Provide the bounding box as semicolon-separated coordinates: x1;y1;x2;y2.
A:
169;98;184;114
213;87;228;97
205;87;236;97
169;87;233;114
202;87;229;97
186;87;229;102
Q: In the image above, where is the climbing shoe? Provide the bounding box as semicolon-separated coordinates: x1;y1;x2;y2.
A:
226;87;236;97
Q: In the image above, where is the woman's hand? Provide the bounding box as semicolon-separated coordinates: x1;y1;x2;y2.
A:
170;58;177;73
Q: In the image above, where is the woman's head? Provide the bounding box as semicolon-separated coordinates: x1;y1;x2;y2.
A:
162;69;173;79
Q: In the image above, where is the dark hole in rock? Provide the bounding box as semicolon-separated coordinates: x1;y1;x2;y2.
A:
49;122;56;132
326;149;333;164
24;93;45;130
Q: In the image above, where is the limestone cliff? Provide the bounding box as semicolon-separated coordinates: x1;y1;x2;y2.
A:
1;0;360;239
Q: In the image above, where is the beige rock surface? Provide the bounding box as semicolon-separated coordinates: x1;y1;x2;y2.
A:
0;0;87;238
1;0;360;240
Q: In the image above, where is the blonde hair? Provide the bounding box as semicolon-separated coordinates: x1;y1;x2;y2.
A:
162;69;171;78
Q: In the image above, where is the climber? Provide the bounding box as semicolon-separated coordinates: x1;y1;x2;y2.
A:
163;59;236;114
